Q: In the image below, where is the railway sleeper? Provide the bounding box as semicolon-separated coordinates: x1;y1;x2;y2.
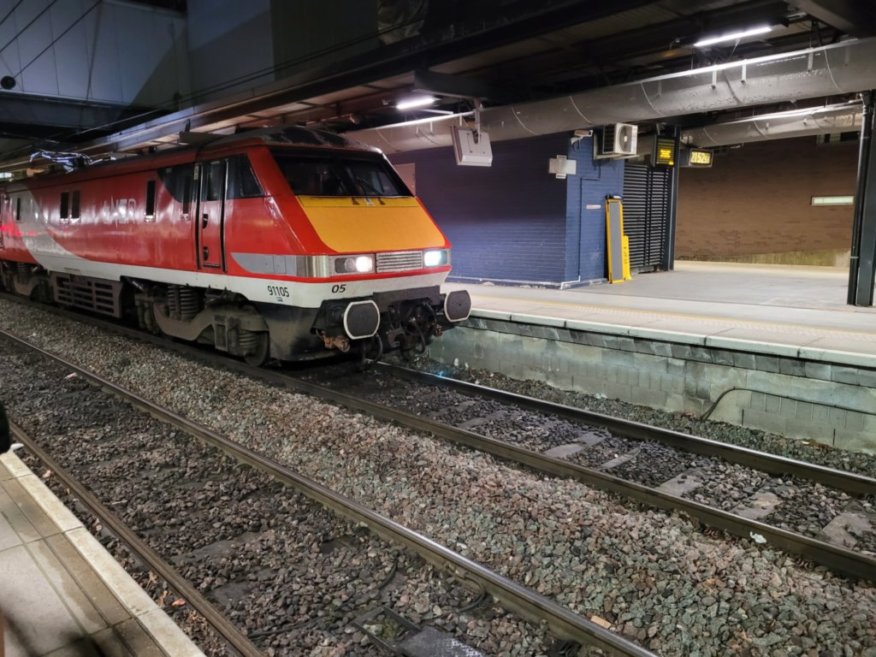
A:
351;606;487;656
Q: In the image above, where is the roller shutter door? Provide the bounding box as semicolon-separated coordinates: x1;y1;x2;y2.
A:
622;163;670;272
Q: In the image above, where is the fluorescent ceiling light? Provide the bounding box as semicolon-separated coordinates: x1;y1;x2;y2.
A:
811;195;854;206
396;95;436;111
694;25;772;48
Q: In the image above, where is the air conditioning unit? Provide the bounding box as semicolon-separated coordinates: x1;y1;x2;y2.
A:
594;123;638;158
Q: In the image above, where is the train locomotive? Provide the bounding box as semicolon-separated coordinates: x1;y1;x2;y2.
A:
0;127;471;364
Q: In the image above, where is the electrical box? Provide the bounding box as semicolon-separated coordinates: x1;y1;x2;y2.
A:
595;123;638;158
451;126;493;166
548;155;577;179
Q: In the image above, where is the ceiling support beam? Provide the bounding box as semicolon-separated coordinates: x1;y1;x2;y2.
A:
413;70;513;103
795;0;876;37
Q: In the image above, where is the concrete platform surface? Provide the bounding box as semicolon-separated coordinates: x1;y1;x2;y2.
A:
447;261;876;366
0;451;205;657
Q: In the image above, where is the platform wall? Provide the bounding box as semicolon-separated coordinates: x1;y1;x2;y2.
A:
429;318;876;454
677;137;858;264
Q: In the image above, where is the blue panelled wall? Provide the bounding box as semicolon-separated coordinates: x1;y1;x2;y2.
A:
389;132;625;286
566;136;626;283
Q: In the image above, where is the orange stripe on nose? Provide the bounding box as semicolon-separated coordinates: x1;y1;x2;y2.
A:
297;196;446;252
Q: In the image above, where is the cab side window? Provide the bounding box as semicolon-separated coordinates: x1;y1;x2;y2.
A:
226;155;262;199
158;166;194;214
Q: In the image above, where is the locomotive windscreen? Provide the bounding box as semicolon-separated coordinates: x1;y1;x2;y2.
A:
272;150;411;198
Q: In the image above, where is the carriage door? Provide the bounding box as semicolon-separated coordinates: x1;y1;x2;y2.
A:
197;160;226;270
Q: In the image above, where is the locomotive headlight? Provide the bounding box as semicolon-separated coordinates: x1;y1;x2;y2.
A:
423;249;448;267
335;255;374;274
354;255;374;272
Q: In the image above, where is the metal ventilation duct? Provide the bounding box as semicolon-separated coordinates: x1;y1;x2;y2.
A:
348;37;876;153
680;103;862;147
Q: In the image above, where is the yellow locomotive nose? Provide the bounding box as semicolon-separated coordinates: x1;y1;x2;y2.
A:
296;196;446;253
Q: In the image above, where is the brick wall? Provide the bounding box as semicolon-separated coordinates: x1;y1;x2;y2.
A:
391;134;570;283
677;137;858;260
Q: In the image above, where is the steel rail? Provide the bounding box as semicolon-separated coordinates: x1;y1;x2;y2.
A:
278;374;876;581
378;363;876;497
2;301;874;580
6;293;868;495
0;329;657;657
8;421;265;657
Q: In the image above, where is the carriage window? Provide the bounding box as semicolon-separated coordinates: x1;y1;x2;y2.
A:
60;191;69;219
226;155;262;199
15;196;20;221
271;150;410;197
71;190;80;219
145;180;156;217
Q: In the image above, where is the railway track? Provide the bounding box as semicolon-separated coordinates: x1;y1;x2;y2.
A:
1;293;874;585
0;294;872;654
1;328;655;657
307;362;876;574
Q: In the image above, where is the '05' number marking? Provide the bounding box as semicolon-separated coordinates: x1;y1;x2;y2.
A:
267;285;290;299
331;284;346;294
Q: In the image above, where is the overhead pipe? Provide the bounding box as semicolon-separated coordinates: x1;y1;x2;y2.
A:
347;37;876;152
680;102;862;147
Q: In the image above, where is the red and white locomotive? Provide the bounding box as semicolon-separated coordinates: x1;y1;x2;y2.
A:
0;127;470;364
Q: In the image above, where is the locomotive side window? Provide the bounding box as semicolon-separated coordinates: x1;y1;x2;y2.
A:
226;155;263;199
204;161;225;201
15;196;20;221
71;191;80;219
272;150;411;198
145;180;156;219
158;165;194;214
182;176;192;214
60;191;70;219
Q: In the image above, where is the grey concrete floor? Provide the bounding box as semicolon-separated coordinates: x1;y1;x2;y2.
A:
446;261;876;359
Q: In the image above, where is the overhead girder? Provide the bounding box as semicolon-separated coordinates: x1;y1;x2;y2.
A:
0;0;658;165
794;0;876;37
0;92;139;132
412;70;515;104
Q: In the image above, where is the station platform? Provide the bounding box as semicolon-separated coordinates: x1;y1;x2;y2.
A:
0;451;204;657
447;261;876;367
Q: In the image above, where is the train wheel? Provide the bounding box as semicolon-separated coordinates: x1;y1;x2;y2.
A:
357;335;383;372
243;332;270;367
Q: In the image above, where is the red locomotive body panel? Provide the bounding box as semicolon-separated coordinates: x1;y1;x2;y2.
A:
0;127;469;362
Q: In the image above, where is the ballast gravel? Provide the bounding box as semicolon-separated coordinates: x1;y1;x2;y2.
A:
4;342;559;657
0;299;874;657
401;357;876;479
312;368;869;545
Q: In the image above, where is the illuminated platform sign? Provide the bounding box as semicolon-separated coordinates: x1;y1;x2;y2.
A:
653;137;676;167
683;148;714;168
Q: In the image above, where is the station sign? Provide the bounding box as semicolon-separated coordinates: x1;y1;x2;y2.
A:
682;148;714;168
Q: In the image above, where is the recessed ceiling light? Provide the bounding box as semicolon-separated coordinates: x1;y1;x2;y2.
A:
694;25;773;48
